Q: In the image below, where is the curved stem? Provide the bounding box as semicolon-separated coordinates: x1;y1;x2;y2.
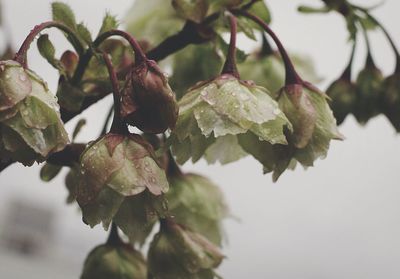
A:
340;38;357;81
222;14;239;78
358;20;375;68
102;52;127;134
72;29;147;85
354;6;400;72
14;21;84;68
95;29;147;63
236;10;302;85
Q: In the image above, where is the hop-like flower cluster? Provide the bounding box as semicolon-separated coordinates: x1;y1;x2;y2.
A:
81;243;147;279
0;60;69;166
76;133;169;236
167;173;228;245
148;219;224;279
172;74;291;165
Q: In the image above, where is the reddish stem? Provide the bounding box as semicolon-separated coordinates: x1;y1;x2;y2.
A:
102;52;127;134
222;14;240;78
235;10;303;85
95;29;147;64
14;21;84;68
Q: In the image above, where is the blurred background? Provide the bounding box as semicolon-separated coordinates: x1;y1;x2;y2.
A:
0;0;400;278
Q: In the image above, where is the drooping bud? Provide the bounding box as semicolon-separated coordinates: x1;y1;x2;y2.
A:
380;72;400;132
81;243;147;279
121;60;178;134
167;173;228;245
326;78;357;125
0;60;69;166
76;133;169;230
239;82;343;181
354;59;383;124
278;82;343;162
148;219;224;279
171;74;291;165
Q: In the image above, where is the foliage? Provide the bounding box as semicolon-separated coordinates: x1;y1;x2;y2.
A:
0;0;399;278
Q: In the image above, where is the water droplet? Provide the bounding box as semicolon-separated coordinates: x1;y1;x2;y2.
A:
144;161;149;166
150;177;156;183
273;108;280;115
19;74;27;82
80;169;86;174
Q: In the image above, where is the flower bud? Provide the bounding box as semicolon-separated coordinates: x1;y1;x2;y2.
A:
172;74;291;165
380;72;400;132
326;78;357;125
278;82;343;157
121;60;178;134
239;82;343;181
167;173;228;245
81;243;147;279
0;60;32;111
148;219;224;279
76;133;169;230
0;60;69;166
354;62;383;124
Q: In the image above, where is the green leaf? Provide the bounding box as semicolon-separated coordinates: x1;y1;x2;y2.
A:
125;0;184;44
77;23;92;45
98;12;119;36
51;2;77;30
172;0;209;23
40;163;62;182
37;35;65;73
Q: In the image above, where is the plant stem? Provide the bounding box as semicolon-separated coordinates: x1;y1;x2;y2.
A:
236;10;302;85
95;29;147;63
222;14;240;78
353;6;400;72
358;20;375;68
14;21;84;68
107;223;123;246
100;105;114;136
71;29;147;85
102;52;127;134
340;38;357;81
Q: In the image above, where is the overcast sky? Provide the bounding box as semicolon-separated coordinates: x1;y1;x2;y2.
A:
1;1;400;278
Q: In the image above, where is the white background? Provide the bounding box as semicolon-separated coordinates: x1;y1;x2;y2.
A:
0;0;400;278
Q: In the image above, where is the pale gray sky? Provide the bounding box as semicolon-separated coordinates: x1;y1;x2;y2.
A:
0;1;400;278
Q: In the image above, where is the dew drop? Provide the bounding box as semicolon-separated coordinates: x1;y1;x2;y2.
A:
19;74;27;82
